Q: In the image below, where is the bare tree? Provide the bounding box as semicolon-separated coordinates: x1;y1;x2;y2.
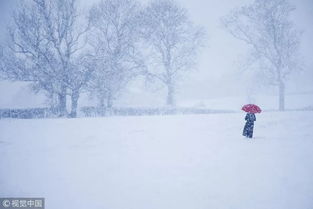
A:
67;54;94;118
141;0;205;106
2;0;89;117
87;0;144;110
222;0;301;111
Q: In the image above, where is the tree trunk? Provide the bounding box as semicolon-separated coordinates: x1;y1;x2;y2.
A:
99;96;105;108
58;84;67;117
166;82;175;106
107;91;113;108
98;94;106;116
104;91;114;116
69;89;79;118
278;81;285;111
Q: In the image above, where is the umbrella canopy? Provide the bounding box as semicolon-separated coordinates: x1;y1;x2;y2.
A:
242;104;262;113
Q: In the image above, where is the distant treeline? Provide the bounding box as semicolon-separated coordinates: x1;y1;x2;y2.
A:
1;106;313;119
0;107;236;119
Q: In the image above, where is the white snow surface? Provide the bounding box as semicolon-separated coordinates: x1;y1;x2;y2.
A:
1;112;313;209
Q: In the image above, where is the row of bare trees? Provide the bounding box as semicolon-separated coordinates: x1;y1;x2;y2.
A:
0;0;303;116
0;0;205;117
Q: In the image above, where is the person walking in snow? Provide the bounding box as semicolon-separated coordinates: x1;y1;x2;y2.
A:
241;104;261;139
243;113;256;138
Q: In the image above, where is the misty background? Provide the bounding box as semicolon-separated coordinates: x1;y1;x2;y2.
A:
0;0;312;110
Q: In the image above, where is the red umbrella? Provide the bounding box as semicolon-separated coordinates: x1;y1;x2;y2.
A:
242;104;262;113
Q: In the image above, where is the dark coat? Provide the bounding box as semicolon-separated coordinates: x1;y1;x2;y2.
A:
243;113;256;138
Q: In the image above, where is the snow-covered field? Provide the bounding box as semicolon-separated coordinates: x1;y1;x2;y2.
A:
1;112;313;209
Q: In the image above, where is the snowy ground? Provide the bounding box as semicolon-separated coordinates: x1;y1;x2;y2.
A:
1;112;313;209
